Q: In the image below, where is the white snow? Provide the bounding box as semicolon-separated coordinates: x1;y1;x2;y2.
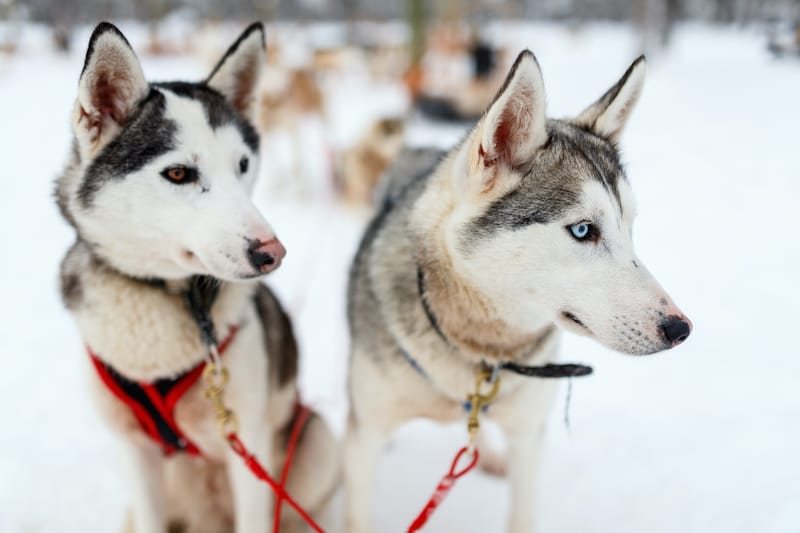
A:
0;21;798;533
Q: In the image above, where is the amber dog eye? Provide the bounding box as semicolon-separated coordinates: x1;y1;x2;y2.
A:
168;167;185;181
161;165;198;184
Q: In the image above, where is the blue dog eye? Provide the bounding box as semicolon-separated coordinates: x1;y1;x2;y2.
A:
569;222;592;240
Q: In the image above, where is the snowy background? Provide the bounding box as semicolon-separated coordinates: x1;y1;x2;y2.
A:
1;20;799;533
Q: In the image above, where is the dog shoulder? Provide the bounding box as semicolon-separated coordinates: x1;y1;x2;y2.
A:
252;283;298;388
59;239;101;311
350;147;442;282
348;149;443;359
376;146;443;205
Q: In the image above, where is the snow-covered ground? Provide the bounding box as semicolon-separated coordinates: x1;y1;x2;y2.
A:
1;21;798;533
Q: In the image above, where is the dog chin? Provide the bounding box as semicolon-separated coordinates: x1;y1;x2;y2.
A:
179;253;252;282
233;270;268;281
604;335;671;356
196;267;261;282
211;265;280;282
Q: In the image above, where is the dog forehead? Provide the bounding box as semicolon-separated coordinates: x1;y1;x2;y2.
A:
541;120;624;196
155;82;259;153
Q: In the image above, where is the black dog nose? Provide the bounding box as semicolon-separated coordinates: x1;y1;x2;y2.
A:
661;315;692;346
247;238;285;272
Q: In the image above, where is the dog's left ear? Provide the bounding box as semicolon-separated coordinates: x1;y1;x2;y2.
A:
479;50;547;167
77;22;149;151
467;50;547;193
206;22;265;121
574;56;646;142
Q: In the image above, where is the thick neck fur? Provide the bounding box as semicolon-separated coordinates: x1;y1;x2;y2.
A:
62;240;256;382
409;154;555;363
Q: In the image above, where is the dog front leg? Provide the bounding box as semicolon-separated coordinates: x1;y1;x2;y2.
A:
505;428;547;533
344;415;390;533
227;422;272;533
121;440;166;533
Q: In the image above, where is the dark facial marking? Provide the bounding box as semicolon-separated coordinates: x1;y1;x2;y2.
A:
556;123;624;213
155;81;259;153
463;121;625;248
78;89;177;207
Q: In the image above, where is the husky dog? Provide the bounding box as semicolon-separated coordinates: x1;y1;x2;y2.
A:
56;22;338;533
345;51;692;532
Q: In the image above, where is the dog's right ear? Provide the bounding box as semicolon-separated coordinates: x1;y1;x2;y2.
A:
76;22;148;154
206;22;266;122
574;56;646;142
467;50;548;193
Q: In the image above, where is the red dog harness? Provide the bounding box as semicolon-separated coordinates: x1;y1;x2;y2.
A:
88;325;238;456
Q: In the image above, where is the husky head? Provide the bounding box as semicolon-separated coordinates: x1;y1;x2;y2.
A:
57;22;285;282
431;51;691;355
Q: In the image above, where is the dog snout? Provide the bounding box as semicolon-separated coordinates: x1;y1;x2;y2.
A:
246;238;285;274
660;315;692;347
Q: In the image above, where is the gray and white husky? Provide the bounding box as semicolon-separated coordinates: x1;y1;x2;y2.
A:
345;51;692;532
56;22;338;533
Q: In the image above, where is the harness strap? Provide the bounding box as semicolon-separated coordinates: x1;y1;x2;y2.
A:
88;325;238;456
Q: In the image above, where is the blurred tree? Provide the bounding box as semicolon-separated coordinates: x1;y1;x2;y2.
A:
0;0;21;54
14;0;800;25
635;0;682;52
404;0;427;100
250;0;279;23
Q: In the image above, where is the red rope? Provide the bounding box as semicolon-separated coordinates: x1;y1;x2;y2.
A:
226;405;325;533
274;406;312;531
407;446;480;532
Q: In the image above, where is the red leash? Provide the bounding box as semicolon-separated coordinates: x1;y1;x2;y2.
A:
407;369;499;531
226;406;324;533
407;446;480;532
203;362;325;533
274;405;312;531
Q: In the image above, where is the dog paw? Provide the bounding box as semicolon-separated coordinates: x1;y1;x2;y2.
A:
508;519;537;533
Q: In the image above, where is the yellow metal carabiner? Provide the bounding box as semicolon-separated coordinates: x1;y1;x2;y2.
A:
466;369;501;443
203;363;239;439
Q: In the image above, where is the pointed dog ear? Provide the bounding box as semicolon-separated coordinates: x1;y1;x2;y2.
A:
76;22;148;151
206;22;265;121
470;50;548;191
575;56;646;142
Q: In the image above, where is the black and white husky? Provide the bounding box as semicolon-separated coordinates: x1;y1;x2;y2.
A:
56;22;338;533
345;51;693;532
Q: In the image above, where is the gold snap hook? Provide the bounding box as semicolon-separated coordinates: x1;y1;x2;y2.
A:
475;369;501;402
466;368;502;444
202;363;239;439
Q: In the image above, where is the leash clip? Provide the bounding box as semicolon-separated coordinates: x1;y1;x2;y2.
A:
466;368;501;444
202;364;239;439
